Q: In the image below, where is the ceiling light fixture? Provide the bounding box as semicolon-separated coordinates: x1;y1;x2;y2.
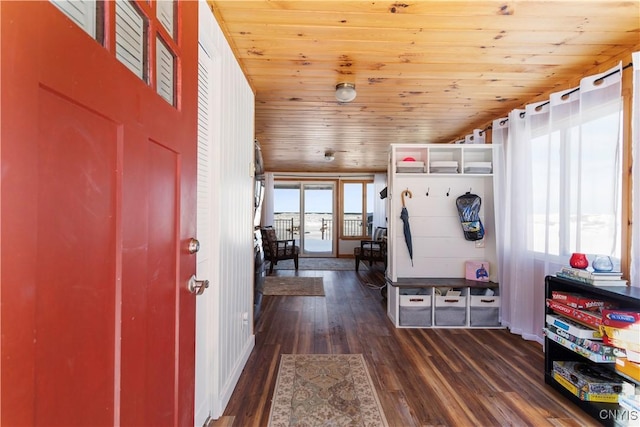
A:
324;151;335;162
335;82;356;103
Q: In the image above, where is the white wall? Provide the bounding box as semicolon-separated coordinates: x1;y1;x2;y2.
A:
214;16;256;415
198;3;256;419
390;175;496;280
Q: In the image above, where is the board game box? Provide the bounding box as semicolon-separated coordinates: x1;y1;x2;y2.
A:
552;372;620;403
551;291;617;311
615;357;640;382
546;314;602;340
553;361;634;396
546;299;602;329
546;322;624;358
601;309;640;329
544;329;615;362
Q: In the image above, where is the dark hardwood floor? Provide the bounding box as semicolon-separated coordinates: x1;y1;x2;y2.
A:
212;265;598;427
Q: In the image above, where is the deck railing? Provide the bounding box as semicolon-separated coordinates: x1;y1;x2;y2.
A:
273;216;368;239
343;219;364;237
320;218;332;240
273;218;294;240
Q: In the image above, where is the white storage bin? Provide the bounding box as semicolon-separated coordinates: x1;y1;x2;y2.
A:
400;294;431;307
464;161;492;174
470;289;500;326
396;161;425;173
397;160;424;167
430;160;458;174
434;291;466;326
399;289;431;326
470;294;500;308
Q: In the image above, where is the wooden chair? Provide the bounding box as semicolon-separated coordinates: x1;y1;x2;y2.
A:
260;226;299;274
354;227;387;272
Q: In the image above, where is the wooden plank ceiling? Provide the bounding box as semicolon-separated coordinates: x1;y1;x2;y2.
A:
207;1;639;173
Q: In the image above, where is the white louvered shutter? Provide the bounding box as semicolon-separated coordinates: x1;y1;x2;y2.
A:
115;1;146;80
50;0;96;39
196;43;212;260
156;37;175;105
156;0;175;39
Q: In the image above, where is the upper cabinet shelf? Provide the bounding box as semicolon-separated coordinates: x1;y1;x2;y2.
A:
391;144;493;176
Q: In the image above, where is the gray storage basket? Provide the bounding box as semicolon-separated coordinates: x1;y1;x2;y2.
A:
469;287;500;327
400;306;432;327
470;307;500;326
434;307;466;326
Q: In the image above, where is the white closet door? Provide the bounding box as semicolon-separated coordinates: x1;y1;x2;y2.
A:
194;0;222;420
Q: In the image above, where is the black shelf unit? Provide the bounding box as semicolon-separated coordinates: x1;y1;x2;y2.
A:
544;275;640;426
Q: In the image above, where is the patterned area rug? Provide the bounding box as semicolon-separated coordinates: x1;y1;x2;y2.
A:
263;276;325;296
268;354;389;427
273;257;369;271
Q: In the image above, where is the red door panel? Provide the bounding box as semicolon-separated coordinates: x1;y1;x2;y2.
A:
121;140;180;426
35;87;118;425
1;2;199;426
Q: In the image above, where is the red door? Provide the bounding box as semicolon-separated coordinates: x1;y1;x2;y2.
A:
1;2;199;426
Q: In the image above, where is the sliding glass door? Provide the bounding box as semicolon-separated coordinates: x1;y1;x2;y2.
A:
272;183;300;243
274;181;336;257
303;183;335;256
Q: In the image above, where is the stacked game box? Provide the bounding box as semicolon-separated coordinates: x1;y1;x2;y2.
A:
552;361;634;403
546;298;603;329
600;310;640;364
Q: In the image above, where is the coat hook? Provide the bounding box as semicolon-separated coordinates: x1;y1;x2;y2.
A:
446;188;450;197
426;187;430;196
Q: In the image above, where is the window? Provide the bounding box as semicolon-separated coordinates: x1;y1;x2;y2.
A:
50;0;100;41
341;181;374;238
115;0;148;81
156;0;176;40
530;87;622;259
156;36;175;104
51;0;178;106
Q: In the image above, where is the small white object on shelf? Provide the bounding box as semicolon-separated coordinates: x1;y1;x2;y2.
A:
464;161;492;174
430;160;458;173
396;160;425;173
397;161;424;167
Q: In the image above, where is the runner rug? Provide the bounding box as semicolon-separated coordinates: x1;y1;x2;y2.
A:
273;257;366;271
263;276;325;296
268;354;389;427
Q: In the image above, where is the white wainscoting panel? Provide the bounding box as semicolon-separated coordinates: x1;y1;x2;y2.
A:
195;2;255;422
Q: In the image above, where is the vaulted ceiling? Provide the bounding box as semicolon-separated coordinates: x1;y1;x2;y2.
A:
208;1;639;173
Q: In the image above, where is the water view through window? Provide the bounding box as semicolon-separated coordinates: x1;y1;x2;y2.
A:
273;181;374;255
273;183;335;255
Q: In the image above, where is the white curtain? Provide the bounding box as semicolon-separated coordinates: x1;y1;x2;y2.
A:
573;65;623;259
496;63;623;342
262;172;274;227
373;173;387;229
631;52;640;288
497;108;540;340
491;118;509;325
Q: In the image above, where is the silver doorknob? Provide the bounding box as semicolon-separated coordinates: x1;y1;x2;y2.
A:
188;275;209;295
188;238;200;254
